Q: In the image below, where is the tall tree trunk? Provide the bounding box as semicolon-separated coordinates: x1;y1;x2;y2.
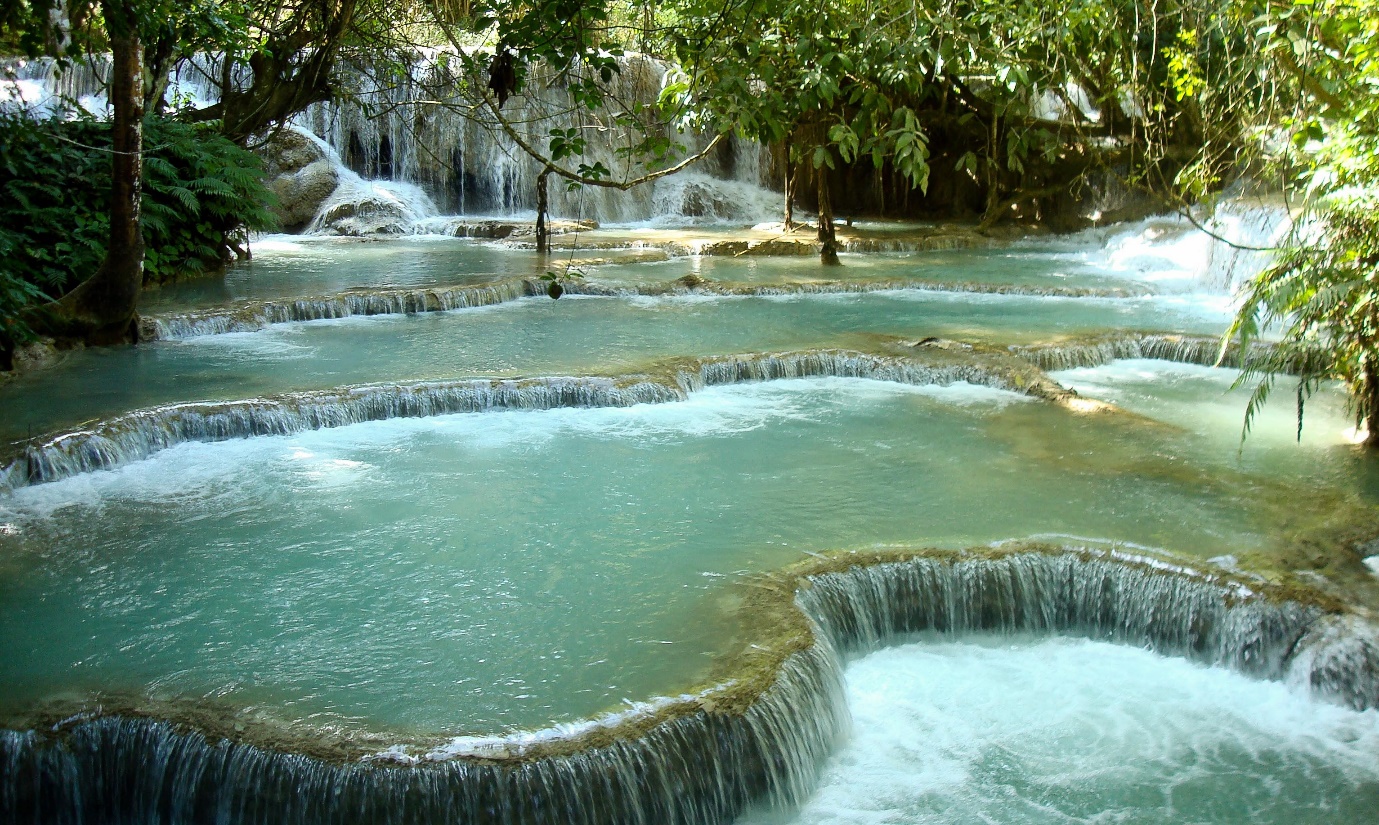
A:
782;138;795;230
1364;360;1379;449
982;114;1001;223
535;167;551;255
817;171;840;265
30;0;145;345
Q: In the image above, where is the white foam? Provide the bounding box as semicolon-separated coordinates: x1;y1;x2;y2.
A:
410;686;730;762
0;379;1024;519
1052;359;1233;400
246;236;313;254
169;330;315;357
752;636;1379;824
1011;207;1289;295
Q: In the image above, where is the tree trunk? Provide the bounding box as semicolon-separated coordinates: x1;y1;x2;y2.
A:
29;0;145;345
817;171;840;265
1364;360;1379;449
982;114;1001;223
783;138;795;230
535;167;551;255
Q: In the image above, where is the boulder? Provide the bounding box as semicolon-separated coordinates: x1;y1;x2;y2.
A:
258;128;341;232
269;160;341;232
4;336;71;379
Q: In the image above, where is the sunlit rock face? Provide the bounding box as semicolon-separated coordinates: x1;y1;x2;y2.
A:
259;127;342;231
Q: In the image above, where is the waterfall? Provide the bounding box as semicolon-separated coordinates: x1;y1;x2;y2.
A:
1197;201;1292;291
0;349;1061;492
1010;332;1271;372
799;551;1316;679
0;643;846;825
0;55;112;116
293;53;781;225
1088;202;1291;292
305;169;439;237
2;545;1375;824
1;53;782;229
0;377;684;491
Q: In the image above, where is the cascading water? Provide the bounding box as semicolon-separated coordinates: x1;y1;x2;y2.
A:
0;55;112;116
1;52;784;230
5;50;1378;824
293;53;781;225
758;636;1379;824
0;349;1065;490
2;547;1376;824
1044;201;1292;293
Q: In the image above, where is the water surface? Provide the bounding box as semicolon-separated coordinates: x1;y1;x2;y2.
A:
1;377;1346;734
1;290;1231;445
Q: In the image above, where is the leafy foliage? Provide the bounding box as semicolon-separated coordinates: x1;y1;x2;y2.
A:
0;112;110;347
1228;194;1379;442
1223;0;1379;445
139;117;276;282
0;110;273;348
662;0;1256;224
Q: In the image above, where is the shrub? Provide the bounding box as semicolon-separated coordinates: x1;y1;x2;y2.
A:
0;108;275;350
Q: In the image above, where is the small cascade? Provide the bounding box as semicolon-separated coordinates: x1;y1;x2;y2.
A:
1086;203;1290;291
140;279;540;338
305;167;439;237
0;377;683;491
643;172;783;226
793;548;1379;711
1011;332;1262;372
1197;201;1292;291
141;277;1154;341
689;279;1152;300
2;546;1375;824
0;642;846;825
683;351;1031;398
0;349;1057;491
840;234;986;253
799;552;1317;680
1288;615;1379;707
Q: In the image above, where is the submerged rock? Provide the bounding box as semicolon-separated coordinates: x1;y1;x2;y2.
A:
4;336;73;380
309;177;437;235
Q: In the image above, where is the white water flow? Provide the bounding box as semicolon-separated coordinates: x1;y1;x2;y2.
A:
0;59;1366;817
296;54;779;222
743;636;1379;825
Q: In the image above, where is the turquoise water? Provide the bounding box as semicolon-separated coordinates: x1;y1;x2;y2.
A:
0;289;1231;445
1;231;1376;820
593;246;1170;292
0;377;1343;733
140;235;636;311
1055;360;1375;482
